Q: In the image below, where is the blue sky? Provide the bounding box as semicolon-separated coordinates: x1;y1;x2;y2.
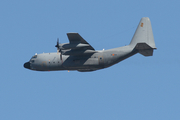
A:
0;0;180;120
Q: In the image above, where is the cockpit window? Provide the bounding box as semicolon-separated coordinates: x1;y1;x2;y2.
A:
32;55;37;58
30;60;35;63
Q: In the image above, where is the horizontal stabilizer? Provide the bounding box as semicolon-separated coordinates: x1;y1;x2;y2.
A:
135;43;156;56
138;49;154;56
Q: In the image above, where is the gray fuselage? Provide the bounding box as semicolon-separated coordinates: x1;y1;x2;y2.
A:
24;45;137;72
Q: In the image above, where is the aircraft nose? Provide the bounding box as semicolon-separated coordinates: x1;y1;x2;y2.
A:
24;62;31;69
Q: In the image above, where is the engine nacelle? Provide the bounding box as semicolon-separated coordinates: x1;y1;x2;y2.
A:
59;43;90;50
62;49;97;55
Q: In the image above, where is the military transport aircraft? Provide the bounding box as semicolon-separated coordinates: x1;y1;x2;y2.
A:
24;17;156;72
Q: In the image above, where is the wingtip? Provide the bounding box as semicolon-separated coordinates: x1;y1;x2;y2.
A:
67;32;79;34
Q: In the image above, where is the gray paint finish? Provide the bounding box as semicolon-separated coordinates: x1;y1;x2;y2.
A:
24;17;156;72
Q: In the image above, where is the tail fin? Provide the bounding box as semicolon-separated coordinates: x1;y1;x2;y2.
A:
130;17;156;56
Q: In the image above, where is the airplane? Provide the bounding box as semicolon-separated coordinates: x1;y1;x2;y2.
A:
24;17;156;72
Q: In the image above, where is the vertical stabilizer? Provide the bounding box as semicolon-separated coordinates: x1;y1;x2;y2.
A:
130;17;156;49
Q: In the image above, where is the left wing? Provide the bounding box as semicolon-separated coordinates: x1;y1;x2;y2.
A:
61;33;96;55
67;33;95;50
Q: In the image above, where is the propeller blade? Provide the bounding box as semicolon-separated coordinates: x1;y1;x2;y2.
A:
57;38;59;45
55;38;59;48
55;38;63;61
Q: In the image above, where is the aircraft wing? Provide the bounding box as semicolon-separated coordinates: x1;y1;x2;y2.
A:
67;33;95;50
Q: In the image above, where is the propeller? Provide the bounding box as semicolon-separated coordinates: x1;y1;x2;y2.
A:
55;38;60;51
55;38;63;61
